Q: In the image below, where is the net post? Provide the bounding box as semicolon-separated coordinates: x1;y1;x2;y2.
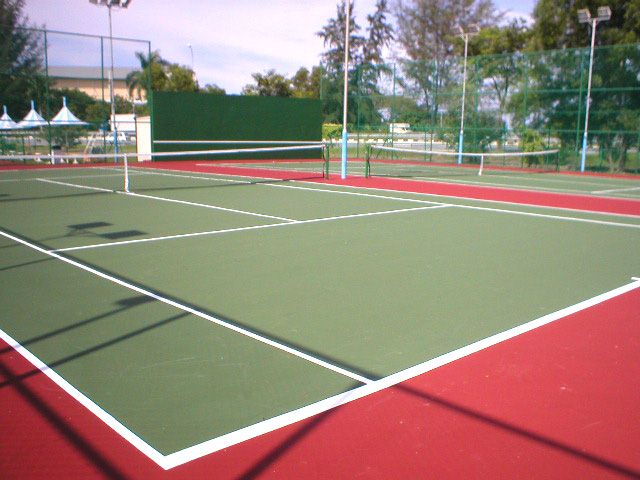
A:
123;154;130;192
323;144;330;179
364;144;371;178
478;154;484;176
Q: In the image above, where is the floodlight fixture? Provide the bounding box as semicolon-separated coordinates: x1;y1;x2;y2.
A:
89;0;131;7
577;9;591;24
576;6;611;172
89;0;132;160
458;24;480;38
597;6;611;21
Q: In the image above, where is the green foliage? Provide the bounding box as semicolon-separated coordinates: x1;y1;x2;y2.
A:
241;69;292;97
127;51;198;96
318;1;394;124
166;64;198;92
291;67;322;98
201;83;226;95
0;0;46;118
322;123;342;139
529;0;640;50
126;51;168;98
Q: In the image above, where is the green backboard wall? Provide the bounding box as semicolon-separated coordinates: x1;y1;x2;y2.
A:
151;92;322;160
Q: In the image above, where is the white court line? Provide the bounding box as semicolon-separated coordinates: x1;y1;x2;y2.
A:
266;182;640;228
592;186;640;195
0;229;373;385
286;178;640;220
159;276;640;467
2;231;639;468
124;191;296;222
36;178;114;193
52;205;450;252
0;327;168;467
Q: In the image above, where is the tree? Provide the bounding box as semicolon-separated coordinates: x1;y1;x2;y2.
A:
291;66;323;98
126;50;169;99
317;0;394;125
394;0;502;120
528;0;640;50
166;64;198;92
0;0;45;119
317;1;365;76
525;1;640;171
467;18;530;116
241;69;292;97
201;83;226;95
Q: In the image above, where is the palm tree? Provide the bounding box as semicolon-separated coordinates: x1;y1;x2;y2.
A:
126;50;169;100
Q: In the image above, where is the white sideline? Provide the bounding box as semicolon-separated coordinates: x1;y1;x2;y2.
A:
4;273;635;469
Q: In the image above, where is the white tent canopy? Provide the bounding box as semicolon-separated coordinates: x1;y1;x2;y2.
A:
0;105;20;130
51;97;88;126
18;100;48;129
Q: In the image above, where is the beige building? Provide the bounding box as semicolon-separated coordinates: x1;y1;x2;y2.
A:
47;66;145;102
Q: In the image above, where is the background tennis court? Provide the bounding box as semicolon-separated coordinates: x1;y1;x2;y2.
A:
1;158;639;473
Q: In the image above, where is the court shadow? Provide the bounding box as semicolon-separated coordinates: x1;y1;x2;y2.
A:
0;357;130;479
0;190;111;203
0;295;155;356
0;256;53;273
391;382;640;478
129;174;324;195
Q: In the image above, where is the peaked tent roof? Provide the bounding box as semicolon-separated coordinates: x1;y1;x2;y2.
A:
18;101;48;128
0;106;20;130
50;97;88;126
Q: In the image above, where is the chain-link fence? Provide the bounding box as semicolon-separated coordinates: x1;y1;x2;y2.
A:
321;43;640;174
1;28;150;156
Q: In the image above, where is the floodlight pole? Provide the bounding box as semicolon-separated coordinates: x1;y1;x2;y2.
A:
457;27;477;164
107;4;118;160
90;0;132;162
341;0;351;180
580;7;611;172
188;44;194;70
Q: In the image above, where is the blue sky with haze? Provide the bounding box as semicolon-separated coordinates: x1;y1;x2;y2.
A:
24;0;536;94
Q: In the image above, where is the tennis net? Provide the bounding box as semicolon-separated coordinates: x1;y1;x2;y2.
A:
0;143;330;194
365;145;560;179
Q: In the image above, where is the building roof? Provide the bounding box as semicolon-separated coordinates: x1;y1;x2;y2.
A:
47;66;136;81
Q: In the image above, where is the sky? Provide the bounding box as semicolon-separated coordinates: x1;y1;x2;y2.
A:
23;0;536;94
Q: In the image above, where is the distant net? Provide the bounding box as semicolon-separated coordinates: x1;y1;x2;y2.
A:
365;145;561;179
0;143;329;194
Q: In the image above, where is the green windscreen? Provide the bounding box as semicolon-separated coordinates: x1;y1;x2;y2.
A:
151;92;322;160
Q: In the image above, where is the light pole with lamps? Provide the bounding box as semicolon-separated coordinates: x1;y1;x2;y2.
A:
577;6;611;173
187;43;195;72
89;0;132;161
457;24;479;164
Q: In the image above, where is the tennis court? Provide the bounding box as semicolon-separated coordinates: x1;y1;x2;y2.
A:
1;153;639;478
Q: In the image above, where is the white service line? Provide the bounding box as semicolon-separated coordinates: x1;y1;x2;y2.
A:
53;205;450;252
296;179;640;220
123;191;296;222
36;178;114;193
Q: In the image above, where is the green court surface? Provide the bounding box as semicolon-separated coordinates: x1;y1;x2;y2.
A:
1;164;639;458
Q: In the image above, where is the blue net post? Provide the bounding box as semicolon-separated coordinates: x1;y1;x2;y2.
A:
341;130;348;179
